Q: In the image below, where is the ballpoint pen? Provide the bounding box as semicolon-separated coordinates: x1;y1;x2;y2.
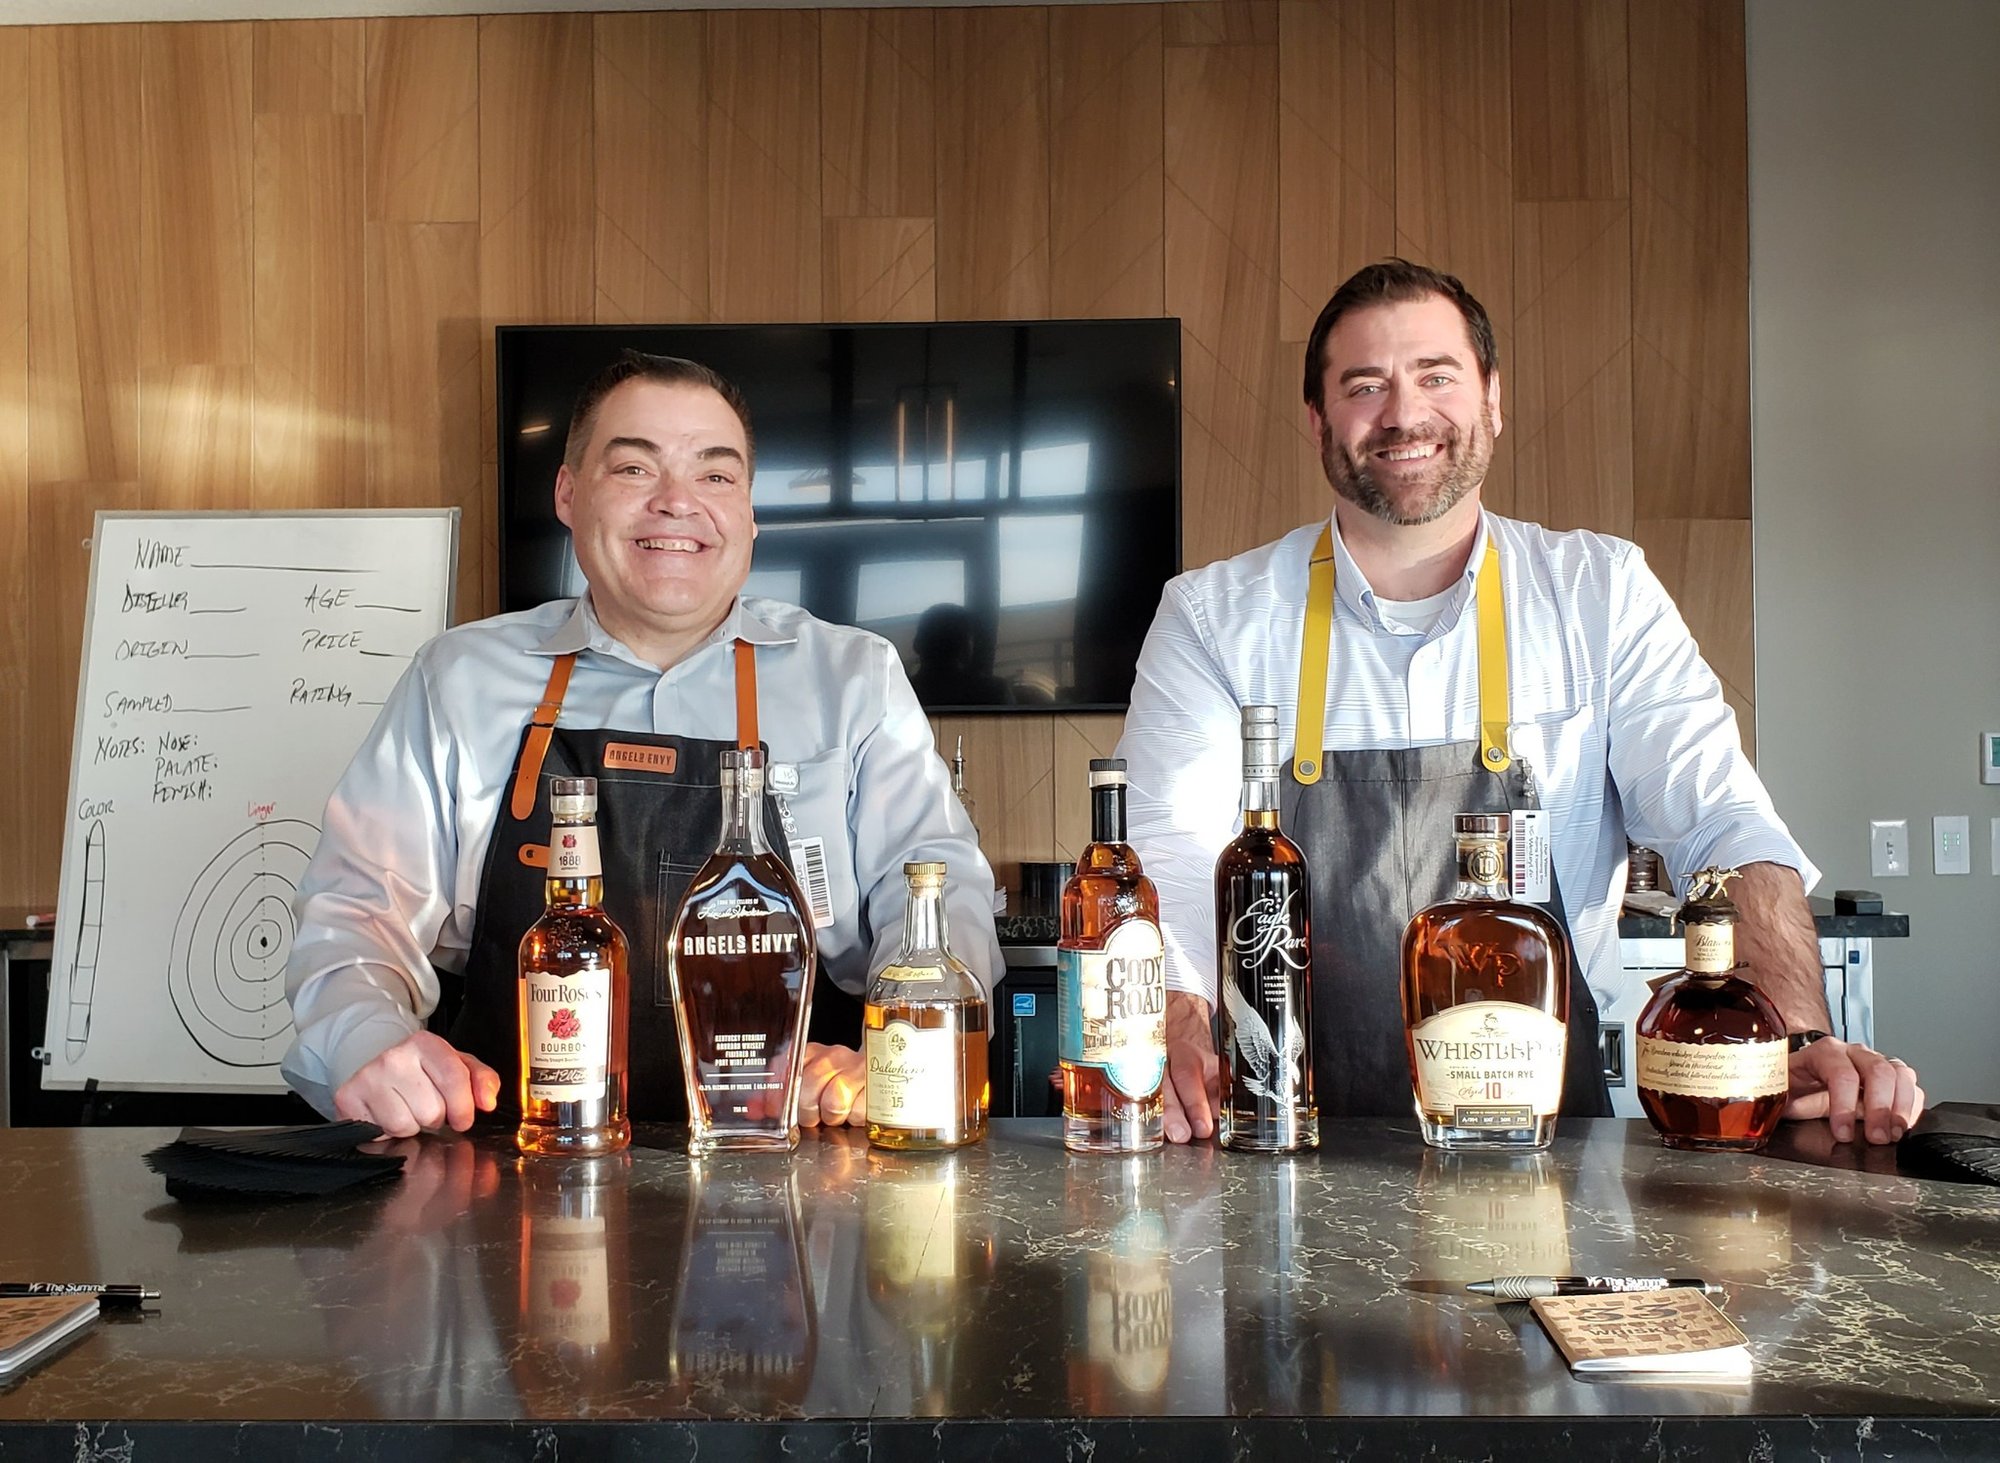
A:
1;1283;160;1308
1465;1275;1721;1300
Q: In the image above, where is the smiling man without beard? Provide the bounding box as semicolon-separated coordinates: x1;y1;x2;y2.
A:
282;351;1001;1139
1116;258;1925;1151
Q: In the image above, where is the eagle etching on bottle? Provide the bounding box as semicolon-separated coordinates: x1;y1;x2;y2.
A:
1224;893;1309;1100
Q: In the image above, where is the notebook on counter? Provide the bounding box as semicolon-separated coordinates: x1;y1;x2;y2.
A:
1529;1287;1752;1378
0;1294;99;1381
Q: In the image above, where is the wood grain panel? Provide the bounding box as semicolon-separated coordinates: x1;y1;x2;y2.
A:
821;9;935;220
0;28;27;904
593;13;709;325
1049;6;1164;319
253;17;362;116
1166;40;1280;570
1631;517;1755;760
365;16;479;224
1630;0;1749;520
1052;712;1125;864
1277;0;1396;341
28;27;144;486
142;24;253;371
1394;0;1513;510
366;222;484;622
254;113;365;507
825;218;935;323
1511;200;1631;534
1510;0;1627;202
931;714;1055;896
707;11;821;322
937;8;1051;320
1164;1;1277;46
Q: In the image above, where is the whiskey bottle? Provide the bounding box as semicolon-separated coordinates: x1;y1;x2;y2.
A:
1065;1155;1174;1409
517;776;630;1157
666;748;818;1156
1215;704;1317;1152
1058;758;1167;1153
1635;867;1788;1151
951;735;979;837
518;1152;629;1367
864;861;990;1151
1400;812;1568;1150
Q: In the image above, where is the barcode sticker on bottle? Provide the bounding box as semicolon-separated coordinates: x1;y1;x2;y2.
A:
1511;809;1552;904
789;835;836;929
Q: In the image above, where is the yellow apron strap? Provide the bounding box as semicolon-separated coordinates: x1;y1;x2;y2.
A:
1291;525;1336;785
1291;526;1511;782
1475;539;1512;772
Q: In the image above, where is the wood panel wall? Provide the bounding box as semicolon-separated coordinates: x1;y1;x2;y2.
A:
0;0;1753;906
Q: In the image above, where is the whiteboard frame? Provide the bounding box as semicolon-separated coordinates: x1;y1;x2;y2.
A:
38;507;462;1093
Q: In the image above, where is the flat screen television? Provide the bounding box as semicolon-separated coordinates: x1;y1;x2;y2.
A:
496;320;1181;713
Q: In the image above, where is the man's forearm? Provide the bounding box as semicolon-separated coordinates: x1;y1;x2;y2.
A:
1730;861;1831;1031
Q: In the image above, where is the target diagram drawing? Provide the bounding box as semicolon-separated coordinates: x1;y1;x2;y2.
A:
166;818;318;1067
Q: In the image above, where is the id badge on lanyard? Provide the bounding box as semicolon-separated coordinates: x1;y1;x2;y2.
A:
767;762;835;931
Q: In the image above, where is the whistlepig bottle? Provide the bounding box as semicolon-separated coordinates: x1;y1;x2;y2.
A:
1635;867;1788;1151
517;777;631;1157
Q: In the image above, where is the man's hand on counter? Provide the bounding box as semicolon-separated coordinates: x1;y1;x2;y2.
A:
333;1032;502;1138
796;1042;868;1128
1162;990;1220;1144
1784;1037;1925;1145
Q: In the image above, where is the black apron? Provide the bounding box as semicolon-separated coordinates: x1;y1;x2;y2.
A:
444;640;859;1120
1281;527;1612;1120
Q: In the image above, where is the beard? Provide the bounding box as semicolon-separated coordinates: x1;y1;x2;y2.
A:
1319;407;1495;527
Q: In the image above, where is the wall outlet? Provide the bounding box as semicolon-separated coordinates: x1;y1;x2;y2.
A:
1869;819;1909;878
1934;815;1971;876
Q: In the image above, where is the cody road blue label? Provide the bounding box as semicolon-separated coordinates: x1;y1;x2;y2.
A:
1058;919;1167;1100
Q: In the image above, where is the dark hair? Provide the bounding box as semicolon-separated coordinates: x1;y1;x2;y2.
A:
563;349;757;474
1302;259;1499;411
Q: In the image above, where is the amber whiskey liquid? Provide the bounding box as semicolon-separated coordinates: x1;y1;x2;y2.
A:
1058;759;1167;1154
1401;813;1568;1150
667;749;817;1156
865;861;991;1150
517;777;631;1157
1215;705;1317;1153
1636;870;1787;1151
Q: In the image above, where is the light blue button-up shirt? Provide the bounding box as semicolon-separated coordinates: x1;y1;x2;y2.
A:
281;593;1001;1115
1116;510;1816;1014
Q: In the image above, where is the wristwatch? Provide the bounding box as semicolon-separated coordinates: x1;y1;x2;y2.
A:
1787;1029;1830;1053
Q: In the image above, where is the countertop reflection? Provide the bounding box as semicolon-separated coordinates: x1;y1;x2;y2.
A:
1;1119;1996;1453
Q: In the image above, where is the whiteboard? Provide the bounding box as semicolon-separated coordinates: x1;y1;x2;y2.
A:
40;510;459;1092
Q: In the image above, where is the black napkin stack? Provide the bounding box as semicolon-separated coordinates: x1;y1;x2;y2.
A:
143;1121;404;1202
1897;1103;2000;1185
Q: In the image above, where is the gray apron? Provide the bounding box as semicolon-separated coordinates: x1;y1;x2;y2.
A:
1280;525;1612;1120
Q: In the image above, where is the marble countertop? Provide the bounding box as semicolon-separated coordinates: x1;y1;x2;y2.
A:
0;1118;1995;1459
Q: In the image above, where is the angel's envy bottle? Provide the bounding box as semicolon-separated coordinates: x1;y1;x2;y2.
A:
1215;705;1318;1152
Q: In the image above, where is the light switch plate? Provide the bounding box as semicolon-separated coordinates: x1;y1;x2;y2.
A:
1870;819;1909;878
1934;815;1971;876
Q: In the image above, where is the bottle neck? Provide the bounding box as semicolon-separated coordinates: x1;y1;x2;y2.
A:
1090;782;1128;844
1241;775;1279;819
719;768;769;855
900;883;953;963
1684;918;1735;975
1452;836;1509;901
545;874;604;908
546;810;603;908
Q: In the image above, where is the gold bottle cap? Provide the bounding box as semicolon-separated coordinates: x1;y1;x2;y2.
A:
550;776;597;817
904;860;947;884
1454;812;1508;838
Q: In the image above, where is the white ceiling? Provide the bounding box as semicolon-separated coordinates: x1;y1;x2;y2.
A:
10;0;1127;21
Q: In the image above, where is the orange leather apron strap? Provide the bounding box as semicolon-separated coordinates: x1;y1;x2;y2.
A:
733;638;760;752
509;653;577;821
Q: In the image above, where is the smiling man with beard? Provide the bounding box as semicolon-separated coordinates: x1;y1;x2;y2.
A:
1116;259;1923;1148
282;351;1000;1137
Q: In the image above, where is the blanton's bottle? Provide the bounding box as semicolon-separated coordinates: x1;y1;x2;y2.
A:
1400;813;1568;1150
1058;759;1168;1154
1635;867;1788;1151
1215;704;1317;1152
666;748;817;1155
517;776;631;1157
864;861;991;1151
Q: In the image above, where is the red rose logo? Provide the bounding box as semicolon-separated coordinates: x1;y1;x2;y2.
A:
549;1278;583;1309
547;1008;582;1039
561;833;577;849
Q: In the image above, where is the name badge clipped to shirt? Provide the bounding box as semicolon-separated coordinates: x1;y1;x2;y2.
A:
767;762;800;795
1510;809;1552;905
